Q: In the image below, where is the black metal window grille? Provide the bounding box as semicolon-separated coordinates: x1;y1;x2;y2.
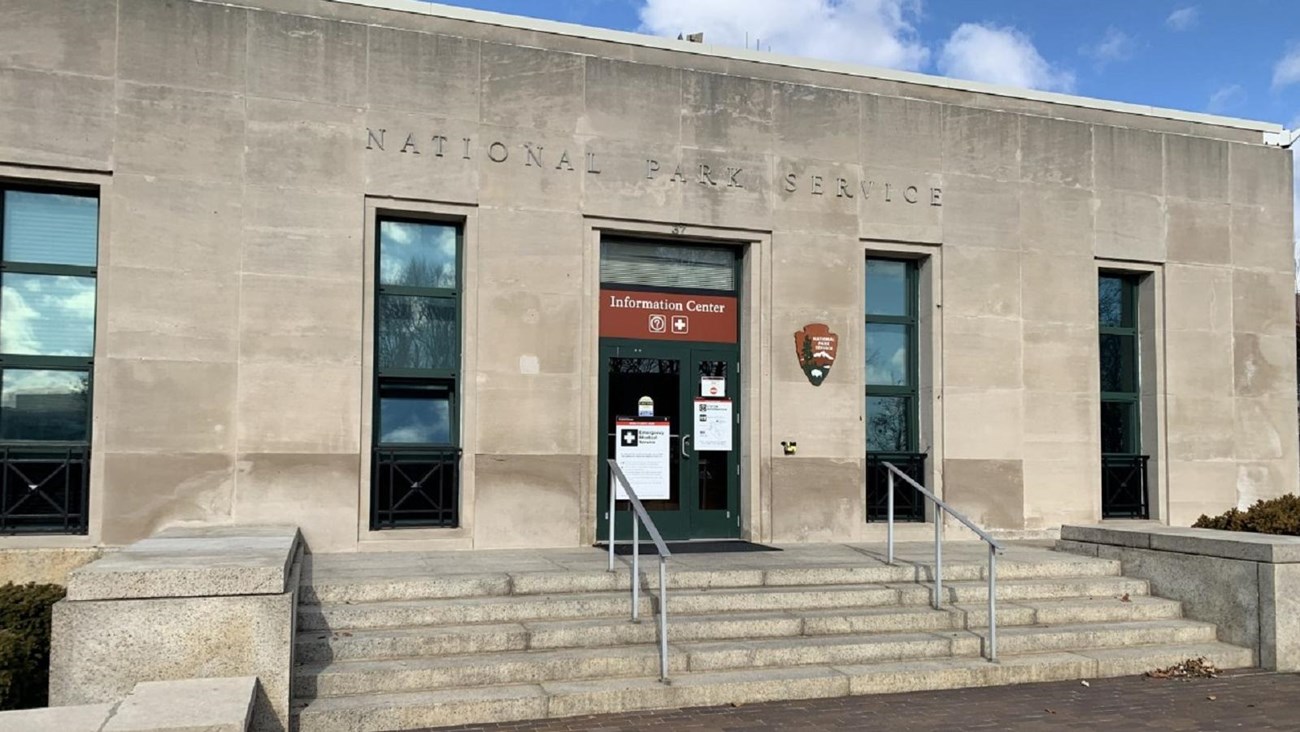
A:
371;218;462;530
866;452;927;522
865;257;925;522
0;186;97;535
1102;454;1150;519
372;445;460;529
1099;273;1148;519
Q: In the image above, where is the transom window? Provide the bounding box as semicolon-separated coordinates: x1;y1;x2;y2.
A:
371;218;462;529
0;187;99;535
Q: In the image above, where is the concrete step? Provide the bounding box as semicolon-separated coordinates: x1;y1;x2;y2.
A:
298;576;1152;631
297;595;1184;663
295;618;1216;698
300;556;1123;604
293;641;1255;732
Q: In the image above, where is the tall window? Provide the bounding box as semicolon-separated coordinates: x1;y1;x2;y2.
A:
371;218;461;529
865;257;924;521
1099;273;1148;518
0;187;98;534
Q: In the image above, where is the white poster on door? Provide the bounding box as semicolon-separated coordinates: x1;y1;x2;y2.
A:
700;376;726;398
613;418;671;500
693;399;733;451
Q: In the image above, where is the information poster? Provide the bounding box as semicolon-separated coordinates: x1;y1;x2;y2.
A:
614;418;671;500
693;399;733;451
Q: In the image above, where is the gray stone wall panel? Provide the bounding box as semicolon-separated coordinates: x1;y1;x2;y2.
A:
0;0;116;78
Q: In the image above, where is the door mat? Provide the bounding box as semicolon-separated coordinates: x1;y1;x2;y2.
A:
599;541;782;556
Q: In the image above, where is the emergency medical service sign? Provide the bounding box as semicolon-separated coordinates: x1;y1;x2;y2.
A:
614;418;671;500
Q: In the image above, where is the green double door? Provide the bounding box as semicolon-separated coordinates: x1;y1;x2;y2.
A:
597;341;741;542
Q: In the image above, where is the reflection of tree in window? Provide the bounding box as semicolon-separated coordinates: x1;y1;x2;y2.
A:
378;296;456;370
610;358;678;375
867;396;910;452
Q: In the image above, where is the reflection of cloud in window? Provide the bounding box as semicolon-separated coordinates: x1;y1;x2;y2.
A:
383;425;435;443
2;370;85;407
380;222;456;287
866;346;907;385
380;397;450;444
1;287;40;354
0;275;95;356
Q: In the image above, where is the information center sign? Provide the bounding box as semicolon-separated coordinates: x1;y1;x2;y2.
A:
614;418;671;500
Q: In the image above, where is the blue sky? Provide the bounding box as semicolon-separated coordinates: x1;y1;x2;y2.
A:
421;0;1298;128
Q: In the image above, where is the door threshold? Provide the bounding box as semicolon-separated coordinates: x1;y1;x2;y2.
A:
597;540;780;555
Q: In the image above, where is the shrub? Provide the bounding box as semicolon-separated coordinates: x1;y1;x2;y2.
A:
1194;494;1300;536
0;582;65;710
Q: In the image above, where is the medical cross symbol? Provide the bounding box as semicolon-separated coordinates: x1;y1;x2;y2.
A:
671;315;689;334
620;429;638;447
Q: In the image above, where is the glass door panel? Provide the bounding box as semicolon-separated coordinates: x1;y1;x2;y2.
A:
607;355;682;512
687;348;740;538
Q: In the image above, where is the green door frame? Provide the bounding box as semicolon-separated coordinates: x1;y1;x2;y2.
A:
597;339;741;542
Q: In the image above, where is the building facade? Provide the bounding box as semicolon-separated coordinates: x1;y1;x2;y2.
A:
0;0;1295;553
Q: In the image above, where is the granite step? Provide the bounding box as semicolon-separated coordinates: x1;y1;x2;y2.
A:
297;576;1152;631
299;556;1123;604
296;595;1184;663
295;618;1216;698
293;641;1255;732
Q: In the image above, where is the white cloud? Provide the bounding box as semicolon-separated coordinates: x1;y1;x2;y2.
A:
1274;46;1300;90
937;23;1074;93
1083;27;1135;68
637;0;929;70
1165;7;1198;31
1207;84;1245;114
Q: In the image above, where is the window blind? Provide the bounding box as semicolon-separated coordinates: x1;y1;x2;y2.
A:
600;240;735;291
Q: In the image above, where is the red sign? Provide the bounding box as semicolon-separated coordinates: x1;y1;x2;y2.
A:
600;289;737;343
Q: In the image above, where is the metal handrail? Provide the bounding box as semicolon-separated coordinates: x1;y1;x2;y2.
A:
882;461;1004;662
605;459;672;683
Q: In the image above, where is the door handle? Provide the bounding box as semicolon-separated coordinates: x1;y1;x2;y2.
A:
681;434;691;457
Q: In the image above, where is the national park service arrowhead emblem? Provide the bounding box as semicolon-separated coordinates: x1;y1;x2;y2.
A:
794;324;839;386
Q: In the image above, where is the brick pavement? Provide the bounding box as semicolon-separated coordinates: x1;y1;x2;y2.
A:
423;671;1300;731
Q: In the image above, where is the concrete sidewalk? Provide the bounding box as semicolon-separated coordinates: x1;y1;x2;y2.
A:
425;670;1297;731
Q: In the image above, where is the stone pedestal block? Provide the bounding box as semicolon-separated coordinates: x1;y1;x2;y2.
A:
49;526;301;732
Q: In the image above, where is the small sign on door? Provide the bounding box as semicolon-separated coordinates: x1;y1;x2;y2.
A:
694;399;733;451
700;376;726;398
637;396;655;417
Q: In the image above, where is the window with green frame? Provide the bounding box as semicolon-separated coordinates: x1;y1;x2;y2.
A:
1098;274;1140;455
1098;273;1150;519
865;258;918;453
0;186;99;534
371;218;462;529
865;257;925;522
